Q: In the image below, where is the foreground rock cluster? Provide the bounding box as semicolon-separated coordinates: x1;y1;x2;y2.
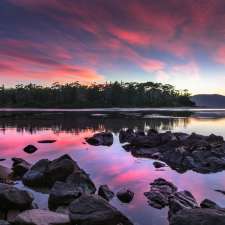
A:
0;154;133;225
145;177;225;225
119;129;225;173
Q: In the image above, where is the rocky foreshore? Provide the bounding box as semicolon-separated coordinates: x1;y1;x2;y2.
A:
0;154;133;225
119;129;225;173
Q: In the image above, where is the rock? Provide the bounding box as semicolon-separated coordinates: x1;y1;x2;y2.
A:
206;134;224;143
0;183;33;210
14;209;71;225
119;129;136;143
0;159;6;162
215;189;225;195
38;140;56;143
23;155;80;188
0;220;10;225
131;134;161;148
86;132;113;146
48;181;80;210
0;165;12;183
144;178;177;209
153;161;166;168
170;208;225;225
147;129;158;136
69;194;133;225
98;185;114;201
12;158;31;177
200;199;221;209
7;209;21;223
174;132;189;141
116;189;134;203
168;190;198;217
23;145;38;154
160;131;177;144
23;159;50;187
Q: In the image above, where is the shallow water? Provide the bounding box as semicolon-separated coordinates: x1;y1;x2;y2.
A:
1;110;225;225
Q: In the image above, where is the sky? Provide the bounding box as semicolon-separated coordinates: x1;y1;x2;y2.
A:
0;0;224;94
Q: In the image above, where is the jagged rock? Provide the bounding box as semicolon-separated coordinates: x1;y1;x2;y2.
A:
168;191;198;217
85;132;113;146
200;199;221;209
38;140;56;143
144;178;177;209
98;185;114;201
170;208;225;225
12;158;31;177
69;194;133;225
14;209;71;225
153;161;166;168
23;145;38;154
116;189;134;203
0;183;33;210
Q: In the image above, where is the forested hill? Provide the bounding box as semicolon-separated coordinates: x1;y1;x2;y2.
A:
0;82;195;108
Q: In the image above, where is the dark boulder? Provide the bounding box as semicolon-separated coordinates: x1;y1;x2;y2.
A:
12;158;31;177
23;145;38;154
86;132;113;146
0;183;33;210
98;185;114;201
116;189;134;203
0;165;12;184
69;194;133;225
144;178;177;209
170;208;225;225
200;199;221;209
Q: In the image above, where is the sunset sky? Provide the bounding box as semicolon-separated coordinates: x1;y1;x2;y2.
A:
0;0;224;94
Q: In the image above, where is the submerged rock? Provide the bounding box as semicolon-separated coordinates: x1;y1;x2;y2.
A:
170;208;225;225
86;132;113;146
23;145;38;154
14;209;70;225
0;220;10;225
144;178;177;209
0;183;33;210
38;140;56;144
153;161;166;168
116;189;134;203
69;194;133;225
98;185;114;201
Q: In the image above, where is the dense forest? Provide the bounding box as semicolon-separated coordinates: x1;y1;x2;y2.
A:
0;82;195;108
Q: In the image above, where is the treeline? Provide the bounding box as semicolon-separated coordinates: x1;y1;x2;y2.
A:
0;81;195;108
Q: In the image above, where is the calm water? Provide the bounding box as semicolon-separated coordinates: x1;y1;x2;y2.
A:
1;109;225;225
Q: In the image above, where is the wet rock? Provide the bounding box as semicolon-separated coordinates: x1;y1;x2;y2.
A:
153;161;166;168
0;183;33;210
38;140;56;143
23;145;38;154
200;199;221;209
23;155;79;187
124;130;225;173
12;158;31;177
86;132;113;146
168;191;198;217
170;208;225;225
14;209;71;225
7;209;21;223
23;159;50;187
116;189;134;203
49;181;81;210
144;178;177;209
0;220;10;225
69;194;133;225
98;185;114;201
0;165;12;183
147;129;158;136
0;159;6;162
